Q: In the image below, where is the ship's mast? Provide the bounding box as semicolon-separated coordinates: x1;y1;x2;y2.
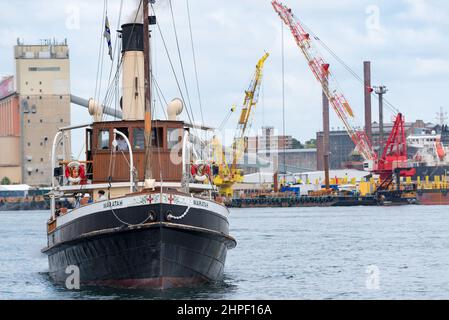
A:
143;0;153;180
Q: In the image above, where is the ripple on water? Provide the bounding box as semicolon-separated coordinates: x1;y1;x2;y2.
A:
2;207;449;299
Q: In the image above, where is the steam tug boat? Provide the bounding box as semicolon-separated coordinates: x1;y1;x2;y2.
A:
42;6;236;289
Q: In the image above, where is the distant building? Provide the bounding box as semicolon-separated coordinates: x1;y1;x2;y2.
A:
0;76;21;184
277;149;317;173
0;40;71;187
239;148;317;175
371;120;435;152
316;120;438;170
316;130;354;170
242;126;312;174
246;126;293;155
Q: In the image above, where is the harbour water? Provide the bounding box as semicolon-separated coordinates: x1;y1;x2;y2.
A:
1;206;449;300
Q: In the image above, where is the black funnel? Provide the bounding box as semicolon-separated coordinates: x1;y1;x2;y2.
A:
121;23;144;53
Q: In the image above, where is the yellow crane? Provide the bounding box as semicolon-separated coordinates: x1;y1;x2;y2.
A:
213;52;270;197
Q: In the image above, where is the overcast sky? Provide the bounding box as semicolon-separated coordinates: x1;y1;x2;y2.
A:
1;0;448;155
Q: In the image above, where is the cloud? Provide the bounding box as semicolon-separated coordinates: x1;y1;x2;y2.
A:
399;0;449;25
1;0;449;155
412;58;449;77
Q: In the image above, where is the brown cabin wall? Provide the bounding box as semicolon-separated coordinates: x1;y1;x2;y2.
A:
89;120;184;183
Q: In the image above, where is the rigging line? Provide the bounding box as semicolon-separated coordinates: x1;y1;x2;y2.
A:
97;1;113;104
151;3;198;137
168;0;197;128
102;56;123;113
152;19;157;117
152;74;169;107
100;0;144;123
97;33;106;107
282;21;287;175
101;0;141;114
154;79;168;120
107;0;124;84
104;1;141;115
94;0;107;102
100;70;120;121
152;74;169;119
115;40;122;117
186;0;205;127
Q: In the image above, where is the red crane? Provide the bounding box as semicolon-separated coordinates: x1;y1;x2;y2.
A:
271;0;409;181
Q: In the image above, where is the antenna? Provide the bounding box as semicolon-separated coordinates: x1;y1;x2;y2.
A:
436;107;448;127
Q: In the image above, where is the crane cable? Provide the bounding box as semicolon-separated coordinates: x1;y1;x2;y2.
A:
218;107;235;132
282;21;287;175
296;15;400;115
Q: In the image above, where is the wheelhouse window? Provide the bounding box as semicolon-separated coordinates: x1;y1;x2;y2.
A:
152;128;164;148
133;128;145;150
98;130;110;150
115;128;129;152
167;128;181;149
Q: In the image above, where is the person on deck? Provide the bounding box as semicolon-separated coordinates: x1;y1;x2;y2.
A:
116;135;129;151
98;190;108;202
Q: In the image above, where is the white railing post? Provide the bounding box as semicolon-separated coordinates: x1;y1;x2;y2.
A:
51;131;63;219
113;129;134;193
182;130;190;193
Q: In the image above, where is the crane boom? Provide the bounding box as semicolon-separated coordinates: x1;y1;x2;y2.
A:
212;53;269;196
232;52;270;170
271;1;378;163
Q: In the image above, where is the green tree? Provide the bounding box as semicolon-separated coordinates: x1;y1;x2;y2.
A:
305;139;317;149
292;138;304;149
1;177;11;185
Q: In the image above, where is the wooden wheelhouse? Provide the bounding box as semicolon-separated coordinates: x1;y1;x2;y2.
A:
87;120;185;184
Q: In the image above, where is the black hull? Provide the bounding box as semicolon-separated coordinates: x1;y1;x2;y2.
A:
45;223;232;289
43;197;236;290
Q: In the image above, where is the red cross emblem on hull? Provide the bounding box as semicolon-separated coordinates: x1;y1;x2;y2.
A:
168;194;175;204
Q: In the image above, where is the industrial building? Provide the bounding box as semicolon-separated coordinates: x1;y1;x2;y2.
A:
316;120;438;170
316;130;354;170
0;76;20;184
277;149;317;173
246;126;293;155
241;126;315;174
0;40;71;187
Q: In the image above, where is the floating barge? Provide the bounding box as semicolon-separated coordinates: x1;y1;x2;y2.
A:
228;192;415;208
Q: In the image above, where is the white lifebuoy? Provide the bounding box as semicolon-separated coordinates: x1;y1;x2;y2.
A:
194;175;208;183
68;176;81;184
65;161;86;185
193;164;210;183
